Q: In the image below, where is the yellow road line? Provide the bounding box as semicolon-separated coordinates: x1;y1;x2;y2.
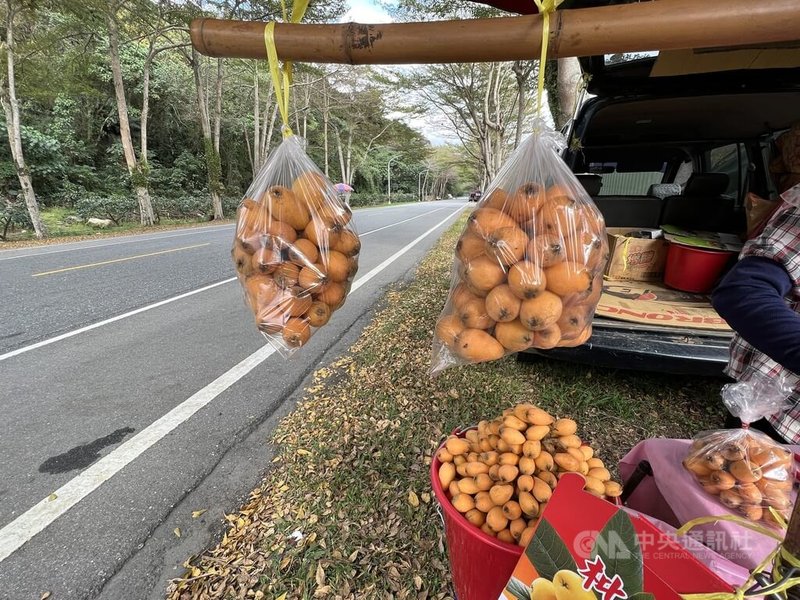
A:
32;243;210;277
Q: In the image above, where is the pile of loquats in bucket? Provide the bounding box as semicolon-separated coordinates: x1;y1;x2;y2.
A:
436;403;621;547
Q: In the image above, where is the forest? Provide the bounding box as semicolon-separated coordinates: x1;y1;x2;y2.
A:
1;0;579;240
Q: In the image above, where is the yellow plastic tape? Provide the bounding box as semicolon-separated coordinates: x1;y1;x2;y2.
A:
263;0;311;138
532;0;565;118
676;510;798;600
676;512;784;542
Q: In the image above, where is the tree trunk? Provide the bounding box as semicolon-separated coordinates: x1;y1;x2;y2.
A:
107;9;154;226
212;58;224;217
480;62;509;182
141;46;154;164
213;58;223;154
2;1;46;238
262;103;278;160
512;60;533;149
140;45;155;220
335;128;347;186
322;88;330;177
544;58;581;130
252;64;260;174
190;48;224;220
244;129;253;174
345;130;353;186
293;90;301;139
556;57;581;129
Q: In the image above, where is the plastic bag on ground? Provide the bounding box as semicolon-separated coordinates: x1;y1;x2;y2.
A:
682;373;794;525
232;136;360;355
431;122;608;374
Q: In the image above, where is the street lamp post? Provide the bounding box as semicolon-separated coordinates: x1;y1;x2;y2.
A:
387;155;400;204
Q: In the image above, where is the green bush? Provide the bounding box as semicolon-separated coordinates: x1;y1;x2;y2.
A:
0;197;32;240
390;193;417;204
152;195;207;220
149;151;209;197
348;192;416;207
348;192;384;207
151;194;241;221
222;196;240;216
75;192;138;225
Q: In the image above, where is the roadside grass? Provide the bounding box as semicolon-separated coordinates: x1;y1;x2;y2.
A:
2;206;232;248
1;202;424;249
167;213;725;600
40;206;97;237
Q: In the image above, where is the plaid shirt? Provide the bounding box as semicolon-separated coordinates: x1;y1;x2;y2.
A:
725;188;800;443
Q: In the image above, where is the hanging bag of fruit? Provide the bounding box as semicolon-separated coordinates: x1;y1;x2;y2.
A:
431;0;606;374
683;373;794;526
232;4;360;355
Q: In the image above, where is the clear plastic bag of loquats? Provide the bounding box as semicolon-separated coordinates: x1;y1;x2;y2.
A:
682;373;795;526
232;136;360;355
431;120;608;374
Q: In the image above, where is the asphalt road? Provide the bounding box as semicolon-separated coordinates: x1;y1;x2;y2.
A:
0;199;467;599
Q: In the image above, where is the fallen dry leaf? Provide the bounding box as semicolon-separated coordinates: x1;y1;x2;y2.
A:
173;528;181;538
163;212;724;600
191;510;206;519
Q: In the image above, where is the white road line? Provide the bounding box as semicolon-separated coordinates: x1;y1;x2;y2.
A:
359;206;452;236
1;205;461;362
0;225;234;262
0;278;237;363
351;206;464;289
0;343;275;564
0;204;465;564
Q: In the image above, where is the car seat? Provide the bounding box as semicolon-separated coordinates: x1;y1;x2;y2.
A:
575;173;602;196
575;173;663;228
660;173;743;233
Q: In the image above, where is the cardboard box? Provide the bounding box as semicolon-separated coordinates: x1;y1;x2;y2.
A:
605;228;669;282
500;474;733;600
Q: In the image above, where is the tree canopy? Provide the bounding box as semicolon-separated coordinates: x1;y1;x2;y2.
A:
1;0;577;239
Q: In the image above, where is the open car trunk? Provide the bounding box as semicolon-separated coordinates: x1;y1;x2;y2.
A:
473;0;799;374
519;13;797;373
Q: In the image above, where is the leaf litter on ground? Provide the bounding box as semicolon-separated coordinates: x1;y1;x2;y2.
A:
166;212;725;600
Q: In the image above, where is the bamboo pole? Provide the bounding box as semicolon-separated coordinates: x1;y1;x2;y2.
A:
190;0;800;64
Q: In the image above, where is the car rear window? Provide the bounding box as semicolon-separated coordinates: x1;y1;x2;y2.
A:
707;143;746;198
587;162;665;195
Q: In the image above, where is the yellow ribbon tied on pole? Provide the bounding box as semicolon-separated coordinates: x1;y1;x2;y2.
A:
264;0;310;138
676;509;800;600
532;0;565;117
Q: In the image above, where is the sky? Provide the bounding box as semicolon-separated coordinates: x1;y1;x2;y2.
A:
341;0;394;23
337;1;456;147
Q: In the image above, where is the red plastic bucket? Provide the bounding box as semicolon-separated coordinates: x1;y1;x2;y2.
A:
663;242;735;294
431;430;522;600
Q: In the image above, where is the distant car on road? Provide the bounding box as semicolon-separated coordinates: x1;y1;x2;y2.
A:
469;190;482;202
